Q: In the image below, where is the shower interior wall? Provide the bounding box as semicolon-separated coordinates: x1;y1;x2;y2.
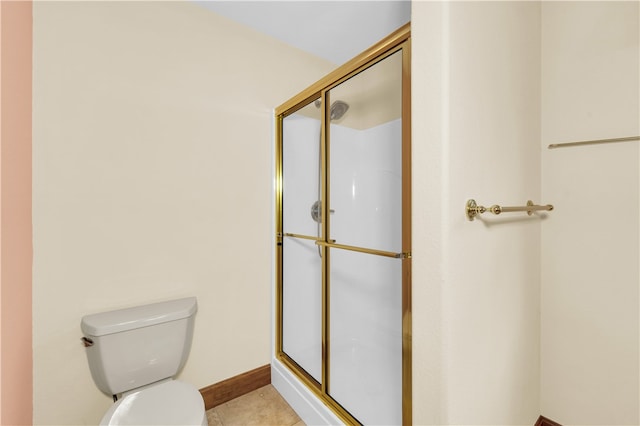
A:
281;115;402;425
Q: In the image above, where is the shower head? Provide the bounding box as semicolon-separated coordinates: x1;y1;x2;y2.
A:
314;99;350;121
329;100;349;121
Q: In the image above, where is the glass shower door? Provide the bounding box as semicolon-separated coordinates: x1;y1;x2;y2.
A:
280;99;323;383
326;50;404;424
276;26;411;425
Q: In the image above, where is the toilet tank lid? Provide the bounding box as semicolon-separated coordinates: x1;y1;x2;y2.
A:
81;297;197;337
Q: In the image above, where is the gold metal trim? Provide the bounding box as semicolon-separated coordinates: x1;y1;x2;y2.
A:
400;38;412;426
275;114;284;359
548;135;640;149
321;89;329;397
279;352;321;391
282;232;322;242
315;240;410;259
275;23;410;117
466;199;554;221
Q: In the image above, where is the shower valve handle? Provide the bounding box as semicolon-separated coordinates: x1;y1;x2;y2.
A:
310;200;335;223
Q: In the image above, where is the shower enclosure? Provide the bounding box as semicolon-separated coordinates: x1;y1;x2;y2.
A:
275;25;410;425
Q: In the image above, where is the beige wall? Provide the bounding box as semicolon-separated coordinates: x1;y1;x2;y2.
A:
541;2;639;424
31;1;640;425
0;1;33;424
413;1;639;424
412;2;541;424
32;2;333;424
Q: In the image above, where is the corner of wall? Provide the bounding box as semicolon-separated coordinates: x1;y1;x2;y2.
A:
0;1;34;425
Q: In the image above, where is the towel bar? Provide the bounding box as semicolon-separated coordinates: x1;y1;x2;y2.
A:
466;199;553;221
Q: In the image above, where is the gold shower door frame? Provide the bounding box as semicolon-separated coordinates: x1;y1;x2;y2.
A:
275;24;411;425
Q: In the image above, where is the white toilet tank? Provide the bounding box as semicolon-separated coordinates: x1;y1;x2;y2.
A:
81;297;198;396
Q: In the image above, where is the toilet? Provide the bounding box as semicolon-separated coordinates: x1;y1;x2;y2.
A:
81;297;208;426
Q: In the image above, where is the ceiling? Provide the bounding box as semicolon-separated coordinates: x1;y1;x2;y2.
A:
195;1;411;65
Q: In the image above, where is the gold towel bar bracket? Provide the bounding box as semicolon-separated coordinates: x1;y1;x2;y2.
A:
466;199;554;221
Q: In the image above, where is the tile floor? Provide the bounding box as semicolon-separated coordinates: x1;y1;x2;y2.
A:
206;385;305;426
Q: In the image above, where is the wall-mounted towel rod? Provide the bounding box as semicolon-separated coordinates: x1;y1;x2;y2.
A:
548;135;639;149
466;199;553;221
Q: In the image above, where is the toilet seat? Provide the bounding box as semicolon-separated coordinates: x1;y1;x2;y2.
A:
100;380;207;426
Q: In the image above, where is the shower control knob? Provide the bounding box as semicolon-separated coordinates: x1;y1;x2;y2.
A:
311;200;322;223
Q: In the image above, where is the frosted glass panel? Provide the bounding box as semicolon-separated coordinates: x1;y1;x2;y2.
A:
328;249;402;425
329;51;402;253
282;238;321;381
326;52;403;423
282;101;322;237
281;99;322;382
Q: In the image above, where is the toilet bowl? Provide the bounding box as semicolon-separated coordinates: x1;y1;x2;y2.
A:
100;380;206;426
81;297;207;426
